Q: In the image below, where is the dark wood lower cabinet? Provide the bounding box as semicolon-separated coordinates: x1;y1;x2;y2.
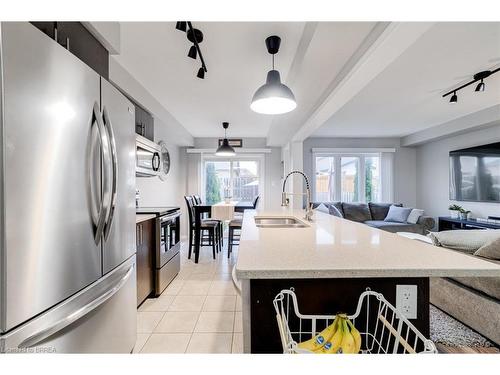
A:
136;219;155;306
249;277;429;353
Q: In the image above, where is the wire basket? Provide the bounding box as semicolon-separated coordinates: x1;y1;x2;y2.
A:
273;288;437;354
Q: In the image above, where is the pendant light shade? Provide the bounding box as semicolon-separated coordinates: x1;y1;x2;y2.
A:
216;122;235;156
251;35;296;115
251;70;297;114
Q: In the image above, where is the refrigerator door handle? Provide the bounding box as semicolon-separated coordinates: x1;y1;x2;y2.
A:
102;106;118;241
17;264;135;349
90;102;112;245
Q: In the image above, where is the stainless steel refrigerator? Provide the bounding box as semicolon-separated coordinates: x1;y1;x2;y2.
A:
0;22;137;353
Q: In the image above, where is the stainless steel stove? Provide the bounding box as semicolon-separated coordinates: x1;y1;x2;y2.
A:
136;207;181;295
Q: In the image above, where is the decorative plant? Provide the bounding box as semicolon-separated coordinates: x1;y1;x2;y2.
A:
459;208;471;214
448;204;463;211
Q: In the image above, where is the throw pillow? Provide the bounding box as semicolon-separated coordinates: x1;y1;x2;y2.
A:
428;229;500;254
384;205;412;223
474;237;500;260
407;209;424;224
328;205;343;218
314;203;330;214
368;202;402;221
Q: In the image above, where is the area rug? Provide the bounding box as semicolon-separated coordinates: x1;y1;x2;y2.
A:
429;304;494;348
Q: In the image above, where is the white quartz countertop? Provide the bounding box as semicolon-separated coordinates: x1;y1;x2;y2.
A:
136;214;156;224
235;209;500;279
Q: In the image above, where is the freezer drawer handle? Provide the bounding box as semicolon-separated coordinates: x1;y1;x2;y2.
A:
102;106;118;241
18;264;135;349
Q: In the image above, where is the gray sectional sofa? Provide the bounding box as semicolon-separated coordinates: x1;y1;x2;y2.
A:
430;250;500;345
312;202;435;235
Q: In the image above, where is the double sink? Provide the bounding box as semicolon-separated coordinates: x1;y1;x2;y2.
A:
254;216;309;228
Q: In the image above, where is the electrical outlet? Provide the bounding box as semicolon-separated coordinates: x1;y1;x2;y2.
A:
396;285;417;319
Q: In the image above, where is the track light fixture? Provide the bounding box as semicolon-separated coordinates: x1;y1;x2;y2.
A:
475;79;485;92
175;21;207;80
175;22;187;32
449;92;458;104
215;122;236;156
443;66;499;103
188;45;197;59
197;67;205;79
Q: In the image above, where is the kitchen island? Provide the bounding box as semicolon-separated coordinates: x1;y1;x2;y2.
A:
235;209;500;353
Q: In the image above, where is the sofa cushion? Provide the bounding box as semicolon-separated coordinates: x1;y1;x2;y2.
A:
474;237;500;260
450;273;500;301
342;203;371;222
368;202;401;221
428;229;500;254
384;205;412;223
364;220;424;234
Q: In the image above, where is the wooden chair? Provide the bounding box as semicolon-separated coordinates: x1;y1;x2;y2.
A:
184;196;219;260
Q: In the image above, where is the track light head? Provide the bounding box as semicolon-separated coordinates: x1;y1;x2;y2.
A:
449;92;458;104
197;67;205;79
475;79;485;92
188;45;197;59
176;22;187;32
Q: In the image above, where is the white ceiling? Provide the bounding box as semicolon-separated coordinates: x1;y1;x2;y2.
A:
312;22;500;138
114;22;305;138
115;22;500;145
114;21;377;142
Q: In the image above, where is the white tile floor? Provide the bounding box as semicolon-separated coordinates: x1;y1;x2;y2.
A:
134;241;243;354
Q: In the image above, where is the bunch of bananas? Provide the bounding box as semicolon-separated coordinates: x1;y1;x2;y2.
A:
297;314;361;354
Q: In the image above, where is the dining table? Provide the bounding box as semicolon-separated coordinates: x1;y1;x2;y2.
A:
193;201;254;263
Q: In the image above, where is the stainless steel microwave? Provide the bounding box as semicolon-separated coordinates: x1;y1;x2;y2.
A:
136;135;162;177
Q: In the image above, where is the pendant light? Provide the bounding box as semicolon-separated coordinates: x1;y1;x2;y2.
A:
215;122;236;156
251;35;296;115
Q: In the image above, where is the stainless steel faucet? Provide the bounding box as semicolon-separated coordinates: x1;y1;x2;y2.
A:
281;171;314;221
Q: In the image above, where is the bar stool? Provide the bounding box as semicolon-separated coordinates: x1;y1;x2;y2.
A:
184;196;220;260
227;195;259;258
192;195;223;252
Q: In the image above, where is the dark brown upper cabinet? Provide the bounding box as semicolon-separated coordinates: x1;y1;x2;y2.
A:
135;104;154;142
30;22;109;79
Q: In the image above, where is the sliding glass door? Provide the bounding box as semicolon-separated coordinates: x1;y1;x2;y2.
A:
203;158;261;205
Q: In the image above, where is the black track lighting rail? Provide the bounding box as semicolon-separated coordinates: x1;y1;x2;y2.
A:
175;21;207;79
442;67;500;98
187;22;207;74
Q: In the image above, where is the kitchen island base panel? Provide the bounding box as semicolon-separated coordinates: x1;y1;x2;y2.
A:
245;277;429;353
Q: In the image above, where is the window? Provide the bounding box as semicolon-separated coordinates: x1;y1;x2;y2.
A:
315;156;335;202
203;159;261;205
314;153;382;203
341;157;360;202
